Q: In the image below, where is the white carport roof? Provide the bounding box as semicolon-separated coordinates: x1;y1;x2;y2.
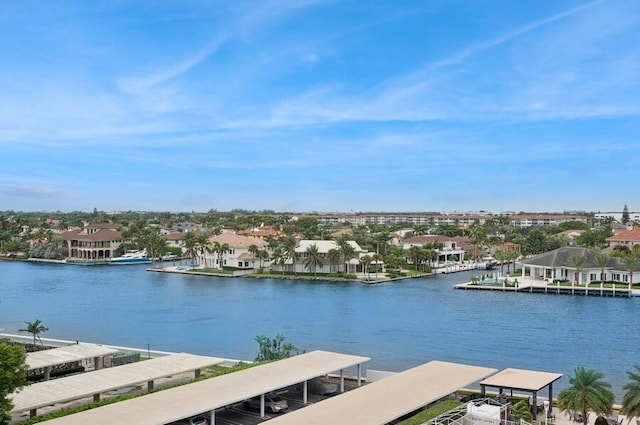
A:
266;360;497;425
41;350;370;425
11;353;224;413
26;343;120;370
479;368;563;392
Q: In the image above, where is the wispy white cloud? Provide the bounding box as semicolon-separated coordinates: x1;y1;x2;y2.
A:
117;37;226;96
244;0;638;128
0;181;62;198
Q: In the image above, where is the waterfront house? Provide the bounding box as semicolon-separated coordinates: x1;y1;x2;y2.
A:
61;223;123;261
162;232;188;254
205;232;269;270
519;246;640;284
402;235;466;265
290;239;364;274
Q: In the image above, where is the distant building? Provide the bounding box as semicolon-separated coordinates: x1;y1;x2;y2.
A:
595;212;640;223
313;212;585;228
237;225;283;240
508;214;586;228
61;223;122;261
607;224;640;248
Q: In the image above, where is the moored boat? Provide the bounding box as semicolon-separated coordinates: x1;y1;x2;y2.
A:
109;250;151;265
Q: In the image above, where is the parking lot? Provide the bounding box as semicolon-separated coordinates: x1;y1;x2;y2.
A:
211;380;361;425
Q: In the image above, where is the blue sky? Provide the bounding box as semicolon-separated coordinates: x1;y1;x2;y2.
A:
1;0;639;213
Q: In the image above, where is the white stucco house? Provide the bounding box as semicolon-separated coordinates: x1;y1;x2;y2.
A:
519;247;640;285
204;232;269;270
285;239;368;274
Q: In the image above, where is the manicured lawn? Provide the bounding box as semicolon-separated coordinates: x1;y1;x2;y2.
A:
396;399;463;425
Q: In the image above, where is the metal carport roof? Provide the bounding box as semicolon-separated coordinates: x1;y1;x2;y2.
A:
265;360;497;425
11;353;224;414
40;350;370;425
26;343;120;370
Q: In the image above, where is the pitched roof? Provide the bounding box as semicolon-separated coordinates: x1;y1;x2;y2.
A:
163;232;187;241
607;227;640;243
295;239;361;254
208;232;267;249
521;247;603;268
61;228;122;241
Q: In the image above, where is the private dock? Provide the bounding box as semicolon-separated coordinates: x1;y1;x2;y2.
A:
454;278;638;297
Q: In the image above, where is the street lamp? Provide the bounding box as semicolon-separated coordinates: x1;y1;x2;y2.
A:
543;400;550;425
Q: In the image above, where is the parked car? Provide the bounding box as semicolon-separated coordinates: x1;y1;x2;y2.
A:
244;393;288;413
168;415;208;425
307;377;338;395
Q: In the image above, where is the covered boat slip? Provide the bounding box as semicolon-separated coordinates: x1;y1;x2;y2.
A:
266;360;498;425
26;343;120;372
479;368;563;420
12;353;224;417
41;350;370;425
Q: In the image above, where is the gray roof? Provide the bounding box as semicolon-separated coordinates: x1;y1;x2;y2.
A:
521;247;640;271
521;247;603;268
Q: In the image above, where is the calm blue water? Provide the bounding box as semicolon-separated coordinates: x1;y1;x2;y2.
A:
1;261;638;400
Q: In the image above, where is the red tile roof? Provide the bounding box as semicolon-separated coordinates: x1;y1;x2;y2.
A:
61;228;122;241
607;227;640;242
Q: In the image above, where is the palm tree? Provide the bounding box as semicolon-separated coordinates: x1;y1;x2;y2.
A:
595;253;609;290
257;249;269;269
557;366;614;425
335;235;351;273
195;233;209;268
507;250;519;275
408;246;422;272
360;254;372;280
569;254;587;285
468;225;486;263
183;231;198;264
248;244;259;269
511;399;532;423
19;319;49;346
341;244;356;275
622;365;640;421
283;236;297;275
270;247;284;272
327;248;340;274
495;250;506;276
622;255;639;297
372;253;383;278
303;243;323;279
216;242;229;270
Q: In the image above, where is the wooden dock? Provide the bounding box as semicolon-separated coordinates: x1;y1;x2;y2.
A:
454;281;637;297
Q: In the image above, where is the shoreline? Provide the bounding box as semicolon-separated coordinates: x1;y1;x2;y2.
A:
146;264;434;284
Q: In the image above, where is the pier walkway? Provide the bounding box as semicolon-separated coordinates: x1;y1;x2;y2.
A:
454;277;640;297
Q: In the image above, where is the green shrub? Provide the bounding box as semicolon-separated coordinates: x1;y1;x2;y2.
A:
396;399;463;425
